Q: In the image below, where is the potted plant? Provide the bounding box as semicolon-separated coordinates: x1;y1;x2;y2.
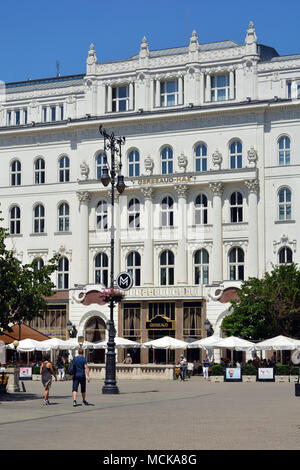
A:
98;288;124;304
242;364;257;382
210;364;224;381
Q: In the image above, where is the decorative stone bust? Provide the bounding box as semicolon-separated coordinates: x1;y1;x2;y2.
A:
80;161;89;180
177;152;188;173
211;149;222;170
247;146;258;167
144;155;154;175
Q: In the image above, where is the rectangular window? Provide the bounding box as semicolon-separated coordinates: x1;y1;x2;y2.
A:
60;105;64;120
112;86;129;112
43;107;47;122
123;304;141;339
51;106;56;121
15;110;20;125
183;302;203;337
211;75;229;102
160;80;178;107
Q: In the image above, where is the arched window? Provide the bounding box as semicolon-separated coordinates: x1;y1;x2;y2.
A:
96;200;108;230
85;317;106;343
127;251;141;286
161;147;173;175
128;150;140;177
33;204;45;233
230;141;242;169
278;188;292;220
34;158;45;184
10;205;21;234
278;136;290;166
58;203;70;232
128;198;140;229
161;196;174;227
10;160;21;186
59;156;70;182
194;249;209;284
95;253;109;287
195;144;207;172
57;256;69;289
96;152;106;180
195;194;208;225
160;250;174;286
278;247;293;264
230;191;243;222
229;247;244;281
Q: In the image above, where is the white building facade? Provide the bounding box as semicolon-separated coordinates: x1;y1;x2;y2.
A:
0;22;299;363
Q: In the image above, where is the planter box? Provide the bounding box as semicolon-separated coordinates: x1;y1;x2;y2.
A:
275;375;289;382
243;375;256;382
211;376;223;382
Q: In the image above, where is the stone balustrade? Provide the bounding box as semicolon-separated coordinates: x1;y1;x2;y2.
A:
89;363;176;380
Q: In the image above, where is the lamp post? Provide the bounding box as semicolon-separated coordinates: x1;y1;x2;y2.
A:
99;124;126;395
13;340;19;365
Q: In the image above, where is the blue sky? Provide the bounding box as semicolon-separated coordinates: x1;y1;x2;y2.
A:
1;0;300;83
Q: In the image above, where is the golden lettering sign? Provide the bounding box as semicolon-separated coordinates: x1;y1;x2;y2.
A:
138;176;191;185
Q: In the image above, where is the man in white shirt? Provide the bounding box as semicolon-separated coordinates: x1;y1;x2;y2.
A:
179;354;187;382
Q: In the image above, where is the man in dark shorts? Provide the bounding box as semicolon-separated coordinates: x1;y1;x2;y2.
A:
72;348;90;407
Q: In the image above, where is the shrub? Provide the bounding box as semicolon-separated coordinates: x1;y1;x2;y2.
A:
275;365;290;375
210;364;224;376
32;366;40;375
242;364;257;376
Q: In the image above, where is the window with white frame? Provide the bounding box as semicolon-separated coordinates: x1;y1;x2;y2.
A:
230;191;243;223
96;152;107;180
33;204;45;233
128;198;140;229
278;188;292;220
161;146;173;175
59;156;70;182
58;203;70;232
160;250;174;286
278;136;290;166
112;85;129;112
195;194;208;225
278;247;293;264
10;160;21;186
6;109;27;126
161;196;174;227
57;256;69;289
195;144;207;172
95;252;109;287
10;205;21;235
230;141;242;169
194;249;209;285
229;247;244;281
127;251;141;286
211;74;230;101
96;200;108;230
160;80;178;107
128;150;140;177
34;158;45;184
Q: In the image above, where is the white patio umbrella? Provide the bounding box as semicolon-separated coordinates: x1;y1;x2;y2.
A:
142;336;188;349
214;336;255;352
37;338;65;350
93;337;141;349
255;335;300;351
6;338;46;352
187;335;222;349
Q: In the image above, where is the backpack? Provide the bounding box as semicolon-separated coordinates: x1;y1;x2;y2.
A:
68;359;76;376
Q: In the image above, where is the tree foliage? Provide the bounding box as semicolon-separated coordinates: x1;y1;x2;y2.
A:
0;220;58;331
221;263;300;340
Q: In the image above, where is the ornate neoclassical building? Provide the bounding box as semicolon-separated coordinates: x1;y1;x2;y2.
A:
0;22;299;362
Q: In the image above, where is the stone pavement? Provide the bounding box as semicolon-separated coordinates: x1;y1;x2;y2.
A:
0;377;300;450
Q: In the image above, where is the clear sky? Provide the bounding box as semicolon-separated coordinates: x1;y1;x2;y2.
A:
1;0;300;83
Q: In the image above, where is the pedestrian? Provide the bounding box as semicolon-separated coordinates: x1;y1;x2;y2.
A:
40;355;57;405
123;353;133;364
179;354;187;381
72;348;90;407
56;354;65;381
202;354;210;379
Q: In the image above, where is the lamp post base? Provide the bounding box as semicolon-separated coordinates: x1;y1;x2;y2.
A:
102;384;119;394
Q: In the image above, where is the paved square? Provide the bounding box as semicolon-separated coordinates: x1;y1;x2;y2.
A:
0;377;300;450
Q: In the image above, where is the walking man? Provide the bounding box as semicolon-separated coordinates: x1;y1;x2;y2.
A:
56;354;65;381
40;355;57;405
203;354;210;379
72;348;90;407
179;354;187;382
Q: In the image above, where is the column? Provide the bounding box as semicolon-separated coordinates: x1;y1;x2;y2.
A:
76;191;90;286
129;81;134;110
229;70;235;100
150;78;155;110
107;84;112;112
244;179;259;278
205;73;211;102
178;75;183;105
174;184;188;285
141;187;154;285
155;78;160;107
209;182;224;283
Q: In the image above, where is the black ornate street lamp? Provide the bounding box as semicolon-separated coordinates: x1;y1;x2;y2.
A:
67;320;78;339
99;125;126;394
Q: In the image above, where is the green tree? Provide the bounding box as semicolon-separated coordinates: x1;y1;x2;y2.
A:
0;220;58;331
221;263;300;340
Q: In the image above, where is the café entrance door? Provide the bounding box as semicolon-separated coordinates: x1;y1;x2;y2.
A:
85;316;106;363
